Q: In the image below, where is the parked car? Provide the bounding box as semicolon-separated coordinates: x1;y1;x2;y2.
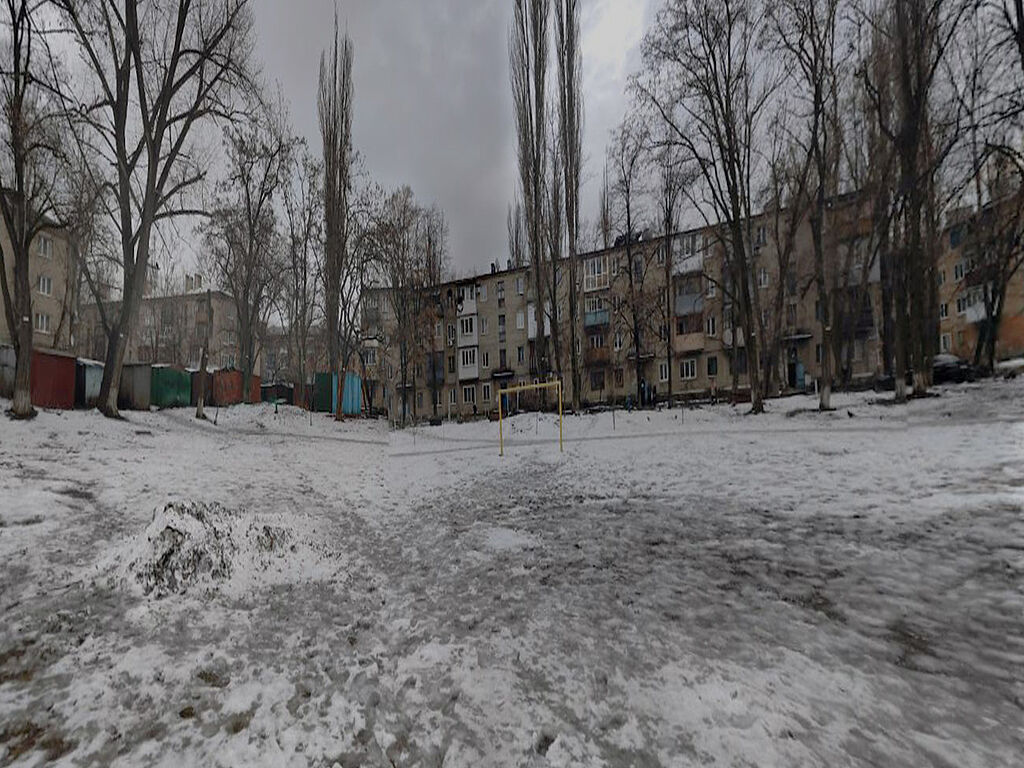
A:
932;353;977;384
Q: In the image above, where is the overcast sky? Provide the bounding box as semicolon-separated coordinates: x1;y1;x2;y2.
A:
252;0;657;276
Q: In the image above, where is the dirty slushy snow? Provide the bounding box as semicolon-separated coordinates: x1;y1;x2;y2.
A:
1;380;1023;766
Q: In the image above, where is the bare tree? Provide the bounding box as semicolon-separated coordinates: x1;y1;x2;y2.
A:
369;186;420;426
280;144;322;407
0;0;62;418
771;0;843;409
201;110;289;403
860;0;969;399
507;200;526;268
639;0;774;413
555;0;584;410
544;120;565;378
597;161;613;249
609;118;654;405
318;13;354;411
54;0;253;417
653;139;688;406
510;0;551;376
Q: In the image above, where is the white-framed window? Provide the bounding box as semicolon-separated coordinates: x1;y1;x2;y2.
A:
33;312;50;333
680;358;697;379
478;284;487;302
480;317;488;335
659;361;669;382
613;330;623;351
447;323;455;345
585;296;604;313
449;388;457;405
497;281;505;304
938;270;946;286
939;303;948;319
706;315;717;337
755;225;767;246
516;310;525;330
954;262;965;281
482;383;491;402
364;348;376;366
956;296;967;314
517;345;525;363
460;317;474;336
941;333;951;352
37;275;52;296
706;278;716;298
482;351;490;368
461;348;477;367
584;255;609;291
590;333;605;348
37;235;52;258
463;385;476;404
758;267;769;288
516;276;525;295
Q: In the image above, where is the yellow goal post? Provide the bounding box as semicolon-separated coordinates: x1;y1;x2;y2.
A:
497;379;563;456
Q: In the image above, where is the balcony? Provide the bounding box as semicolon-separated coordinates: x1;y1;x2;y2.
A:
584;347;610;367
674;333;704;354
458;358;479;382
782;327;813;343
584;309;610;328
723;327;745;347
674;294;704;317
457;294;477;316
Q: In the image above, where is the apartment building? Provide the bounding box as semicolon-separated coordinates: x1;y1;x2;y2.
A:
362;197;1020;420
0;224;76;352
938;207;1024;362
78;283;248;371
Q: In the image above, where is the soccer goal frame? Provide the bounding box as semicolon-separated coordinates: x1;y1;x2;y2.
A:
497;379;563;456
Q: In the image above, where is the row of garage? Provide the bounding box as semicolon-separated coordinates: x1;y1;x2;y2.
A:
0;346;262;411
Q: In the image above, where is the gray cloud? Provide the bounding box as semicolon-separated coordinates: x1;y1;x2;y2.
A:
253;0;655;274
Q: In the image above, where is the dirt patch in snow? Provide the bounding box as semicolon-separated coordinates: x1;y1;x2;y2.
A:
117;501;294;597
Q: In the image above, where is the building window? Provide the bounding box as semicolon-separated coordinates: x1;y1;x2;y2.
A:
33;312;50;333
517;346;525;363
584;255;609;291
37;235;52;258
516;276;525;295
460;317;474;336
706;315;717;337
706;279;716;298
364;348;376;366
590;370;605;390
447;323;455;345
613;330;623;351
482;383;491;402
680;358;697;379
707;355;718;377
516;310;525;330
448;356;455;373
939;303;948;319
937;270;946;286
478;284;487;302
956;296;967;314
482;351;490;368
497;281;505;306
449;388;457;405
480;317;488;335
37;275;52;296
585;295;604;313
500;348;507;368
461;348;476;367
659;361;669;382
463;385;476;404
954;261;965;281
755;225;767;246
758;267;769;288
590;333;605;348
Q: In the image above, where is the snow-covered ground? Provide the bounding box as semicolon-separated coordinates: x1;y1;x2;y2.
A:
1;381;1023;766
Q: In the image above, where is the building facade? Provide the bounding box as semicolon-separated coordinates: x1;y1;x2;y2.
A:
362;200;1021;421
0;225;76;352
78;287;249;371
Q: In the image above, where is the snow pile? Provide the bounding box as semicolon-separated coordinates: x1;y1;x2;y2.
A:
117;501;294;597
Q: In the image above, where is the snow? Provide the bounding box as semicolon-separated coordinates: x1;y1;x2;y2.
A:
2;383;1024;766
